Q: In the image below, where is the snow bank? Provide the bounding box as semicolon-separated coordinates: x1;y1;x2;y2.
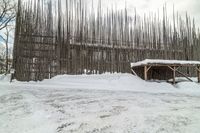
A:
1;73;200;94
39;73;176;93
21;73;200;95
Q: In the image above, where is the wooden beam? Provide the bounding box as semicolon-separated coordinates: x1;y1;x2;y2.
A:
131;68;138;76
168;66;180;71
168;66;174;71
144;65;148;80
168;66;193;83
147;66;152;72
176;70;193;82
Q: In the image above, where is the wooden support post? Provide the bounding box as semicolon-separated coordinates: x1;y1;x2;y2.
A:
198;71;200;83
168;66;177;84
173;66;176;85
197;66;200;83
144;65;148;80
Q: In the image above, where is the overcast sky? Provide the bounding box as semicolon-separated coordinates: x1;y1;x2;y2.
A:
96;0;200;27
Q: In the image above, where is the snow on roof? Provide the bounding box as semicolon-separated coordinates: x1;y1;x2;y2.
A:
131;59;200;67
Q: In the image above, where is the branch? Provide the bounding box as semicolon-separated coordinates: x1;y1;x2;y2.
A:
0;35;6;42
0;0;16;31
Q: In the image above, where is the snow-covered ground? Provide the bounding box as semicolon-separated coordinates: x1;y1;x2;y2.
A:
0;74;200;133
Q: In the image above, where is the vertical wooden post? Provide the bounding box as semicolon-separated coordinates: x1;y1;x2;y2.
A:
173;66;176;84
197;66;200;83
198;71;200;83
48;64;51;79
144;65;148;80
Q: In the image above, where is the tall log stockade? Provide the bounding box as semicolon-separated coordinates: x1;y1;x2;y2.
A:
13;0;200;81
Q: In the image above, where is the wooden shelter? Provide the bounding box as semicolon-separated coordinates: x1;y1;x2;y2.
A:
131;59;200;84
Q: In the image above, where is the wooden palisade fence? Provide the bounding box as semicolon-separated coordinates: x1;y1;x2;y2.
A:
13;0;200;81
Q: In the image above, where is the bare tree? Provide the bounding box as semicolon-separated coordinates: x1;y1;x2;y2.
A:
0;0;16;73
1;26;13;72
0;0;16;31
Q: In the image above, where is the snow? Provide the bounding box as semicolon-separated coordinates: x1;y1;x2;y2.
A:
131;59;200;67
0;73;200;133
0;74;11;82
